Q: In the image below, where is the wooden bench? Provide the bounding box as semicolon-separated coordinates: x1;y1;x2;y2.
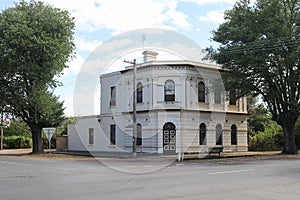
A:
208;147;224;156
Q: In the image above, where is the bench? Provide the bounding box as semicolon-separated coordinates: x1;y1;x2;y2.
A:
208;147;224;156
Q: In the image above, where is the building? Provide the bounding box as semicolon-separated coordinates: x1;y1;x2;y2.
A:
68;51;248;154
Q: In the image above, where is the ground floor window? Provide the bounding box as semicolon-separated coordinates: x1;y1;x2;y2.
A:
137;123;142;146
231;124;237;145
216;124;223;145
88;128;94;145
110;124;116;145
199;123;207;145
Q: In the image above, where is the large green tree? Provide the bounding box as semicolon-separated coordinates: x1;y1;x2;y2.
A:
210;0;300;154
0;1;75;153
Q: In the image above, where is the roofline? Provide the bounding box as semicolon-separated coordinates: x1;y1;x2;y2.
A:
100;60;222;78
136;60;221;70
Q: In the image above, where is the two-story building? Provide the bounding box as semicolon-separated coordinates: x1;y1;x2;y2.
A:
68;50;248;154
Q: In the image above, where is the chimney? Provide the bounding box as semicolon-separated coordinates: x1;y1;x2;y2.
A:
143;50;158;63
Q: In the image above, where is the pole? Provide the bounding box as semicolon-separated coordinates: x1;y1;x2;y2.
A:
0;126;3;151
124;59;137;155
0;111;3;150
48;130;51;151
132;59;137;155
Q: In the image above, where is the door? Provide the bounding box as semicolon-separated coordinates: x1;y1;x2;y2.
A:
163;122;176;154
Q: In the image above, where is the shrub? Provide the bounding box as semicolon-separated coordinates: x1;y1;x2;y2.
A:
248;121;284;151
4;120;31;137
3;136;32;149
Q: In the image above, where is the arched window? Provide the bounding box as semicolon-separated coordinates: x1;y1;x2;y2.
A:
231;124;237;145
216;124;223;145
199;123;207;145
137;123;142;146
164;80;175;101
198;81;205;102
137;82;143;103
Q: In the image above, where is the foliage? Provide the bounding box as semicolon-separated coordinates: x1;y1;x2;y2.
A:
3;135;32;149
248;103;270;136
4;120;31;137
0;1;75;153
55;117;77;136
249;121;284;151
209;0;300;154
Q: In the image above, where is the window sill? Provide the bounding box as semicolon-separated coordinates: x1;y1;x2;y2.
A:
198;102;209;105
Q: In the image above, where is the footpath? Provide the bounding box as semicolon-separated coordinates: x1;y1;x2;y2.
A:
1;148;299;161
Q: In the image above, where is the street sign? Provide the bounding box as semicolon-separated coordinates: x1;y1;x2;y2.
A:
43;127;56;150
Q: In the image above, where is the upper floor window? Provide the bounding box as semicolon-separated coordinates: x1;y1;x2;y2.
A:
110;86;116;106
164;80;175;101
137;82;143;103
198;81;205;102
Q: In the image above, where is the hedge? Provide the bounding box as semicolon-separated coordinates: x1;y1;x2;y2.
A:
3;136;32;149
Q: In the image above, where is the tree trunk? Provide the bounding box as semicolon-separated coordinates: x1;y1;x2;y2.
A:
31;126;44;154
281;120;298;155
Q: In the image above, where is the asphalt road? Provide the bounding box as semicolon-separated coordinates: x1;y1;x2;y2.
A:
1;156;300;200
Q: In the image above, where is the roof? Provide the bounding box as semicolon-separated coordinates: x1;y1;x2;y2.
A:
100;60;222;78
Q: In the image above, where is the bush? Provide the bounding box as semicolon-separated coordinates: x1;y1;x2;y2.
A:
3;135;32;149
248;121;284;151
4;120;31;137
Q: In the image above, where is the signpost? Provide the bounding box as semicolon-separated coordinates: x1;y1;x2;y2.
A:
43;127;56;150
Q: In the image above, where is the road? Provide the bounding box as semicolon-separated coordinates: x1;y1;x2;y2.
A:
0;156;300;200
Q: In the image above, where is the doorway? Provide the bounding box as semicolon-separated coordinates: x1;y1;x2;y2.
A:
163;122;176;154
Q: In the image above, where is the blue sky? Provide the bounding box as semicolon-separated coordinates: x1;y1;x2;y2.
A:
1;0;237;116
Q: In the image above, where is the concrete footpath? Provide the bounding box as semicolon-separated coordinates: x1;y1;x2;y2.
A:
1;148;296;161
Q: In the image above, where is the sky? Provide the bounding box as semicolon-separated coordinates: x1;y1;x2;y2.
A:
0;0;237;116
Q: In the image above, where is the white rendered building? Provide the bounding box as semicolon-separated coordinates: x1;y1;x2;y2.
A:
68;51;248;154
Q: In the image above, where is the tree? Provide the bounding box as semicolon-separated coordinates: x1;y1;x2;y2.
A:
248;103;270;135
209;0;300;154
55;117;77;136
4;119;31;137
0;1;75;153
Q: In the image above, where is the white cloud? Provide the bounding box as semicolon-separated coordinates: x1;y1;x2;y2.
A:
75;37;102;52
183;0;236;5
62;94;74;117
199;10;226;24
43;0;191;33
165;9;191;30
64;53;84;75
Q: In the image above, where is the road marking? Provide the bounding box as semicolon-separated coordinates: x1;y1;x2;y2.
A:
207;169;254;175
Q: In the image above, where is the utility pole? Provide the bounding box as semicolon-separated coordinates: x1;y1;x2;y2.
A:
124;59;137;156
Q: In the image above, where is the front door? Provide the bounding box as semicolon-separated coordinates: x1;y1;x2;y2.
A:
163;122;176;154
